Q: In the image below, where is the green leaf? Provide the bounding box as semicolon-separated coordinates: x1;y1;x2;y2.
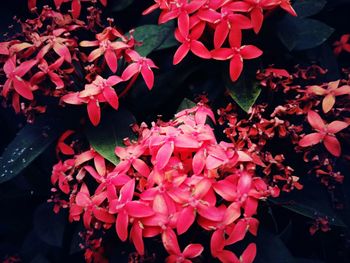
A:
278;17;334;51
111;0;134;11
177;98;196;113
269;179;346;227
85;108;136;165
155;33;178;51
133;22;177;56
226;77;262;113
293;0;327;18
0;115;62;184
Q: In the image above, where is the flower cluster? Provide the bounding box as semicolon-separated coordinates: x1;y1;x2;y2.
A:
219;65;350;190
0;1;156;125
143;0;296;81
50;104;279;262
28;0;107;18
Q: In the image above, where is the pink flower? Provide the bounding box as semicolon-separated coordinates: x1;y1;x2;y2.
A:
164;232;203;263
80;38;129;73
109;179;154;241
122;50;158;89
62;75;123;125
299;110;349;157
70;183;114;228
2;56;37;101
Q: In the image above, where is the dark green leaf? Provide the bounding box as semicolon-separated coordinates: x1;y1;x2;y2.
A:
278;17;334;51
269;180;346;227
255;228;295;263
33;203;66;247
226;77;261;113
30;254;50;263
133;22;177;56
177;98;196;113
293;0;327;18
294;259;324;263
0;115;62;184
111;0;134;11
155;33;178;51
85;108;136;165
293;19;334;50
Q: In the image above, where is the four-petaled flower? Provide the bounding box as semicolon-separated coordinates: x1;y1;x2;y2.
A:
122;50;158;89
307;80;350;113
299;110;349;157
211;30;262;81
333;34;350;56
62;75;123;125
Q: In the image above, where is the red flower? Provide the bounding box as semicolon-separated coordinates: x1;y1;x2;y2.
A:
62;75;123;125
333;34;350;56
70;183;114;228
122;50;158;89
211;30;262;81
29;0;107;17
238;0;278;33
80;38;129;73
109;179;154;241
299;110;349;157
114;145;150;176
158;0;206;37
173;23;211;65
37;29;74;63
56;130;75;156
31;58;65;89
164;232;203;263
198;5;251;48
2;56;37;101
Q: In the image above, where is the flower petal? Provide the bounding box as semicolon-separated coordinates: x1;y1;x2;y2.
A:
183;244;204;258
327;121;349;134
191;40;211;59
240;243;256;263
87;99;101;126
307;110;325;131
214;21;229;48
103;87;119;110
323;135;341;157
116;211;129;241
105;49;118;73
156;141;174;169
229;55;243;81
322;94;335;113
173;44;190;65
177;206;196;235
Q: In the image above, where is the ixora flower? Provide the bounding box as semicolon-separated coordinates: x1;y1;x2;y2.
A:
51;104;279;262
307;80;350;113
299;110;349;157
211;29;262;81
143;0;296;81
333;34;350;56
61;75;123;126
28;0;107;18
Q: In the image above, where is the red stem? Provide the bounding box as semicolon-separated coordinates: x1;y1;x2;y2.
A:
119;73;139;98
